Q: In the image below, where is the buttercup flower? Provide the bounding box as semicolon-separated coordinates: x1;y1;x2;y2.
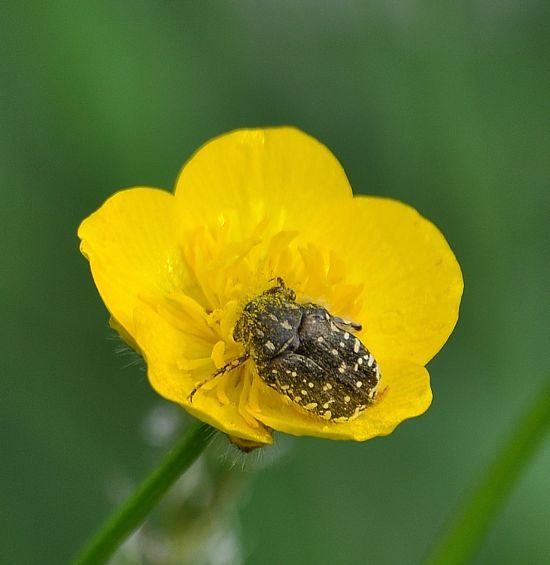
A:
79;127;463;448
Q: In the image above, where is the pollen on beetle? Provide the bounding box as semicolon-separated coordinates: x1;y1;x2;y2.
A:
227;280;380;423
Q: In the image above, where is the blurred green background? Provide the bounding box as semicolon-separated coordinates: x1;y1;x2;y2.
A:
2;2;549;564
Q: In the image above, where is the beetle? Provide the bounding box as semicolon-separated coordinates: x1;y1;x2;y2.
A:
189;279;380;421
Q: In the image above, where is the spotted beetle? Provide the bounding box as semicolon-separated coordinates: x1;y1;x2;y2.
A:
189;279;380;421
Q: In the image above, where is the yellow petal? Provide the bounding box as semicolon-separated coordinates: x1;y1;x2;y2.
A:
174;127;353;237
327;197;463;366
133;304;273;445
246;359;431;441
78;188;188;336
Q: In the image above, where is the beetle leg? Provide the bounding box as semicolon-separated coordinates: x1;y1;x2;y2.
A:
332;316;362;333
187;354;249;402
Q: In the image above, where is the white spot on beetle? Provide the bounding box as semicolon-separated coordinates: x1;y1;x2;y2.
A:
266;341;276;351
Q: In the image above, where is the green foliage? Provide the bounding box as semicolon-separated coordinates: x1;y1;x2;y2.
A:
1;2;549;564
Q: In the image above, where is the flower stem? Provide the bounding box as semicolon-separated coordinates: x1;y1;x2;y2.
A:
426;380;550;565
71;421;215;565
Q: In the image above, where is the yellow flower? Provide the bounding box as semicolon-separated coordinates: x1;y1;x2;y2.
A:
78;127;463;448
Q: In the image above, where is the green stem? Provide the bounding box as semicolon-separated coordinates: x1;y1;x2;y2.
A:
426;380;550;565
71;421;215;565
